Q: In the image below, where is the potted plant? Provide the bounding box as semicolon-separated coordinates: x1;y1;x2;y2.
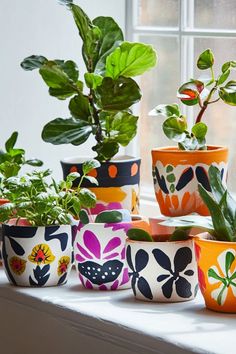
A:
74;209;151;290
20;0;157;214
125;226;198;302
0;160;98;287
161;165;236;313
149;49;236;216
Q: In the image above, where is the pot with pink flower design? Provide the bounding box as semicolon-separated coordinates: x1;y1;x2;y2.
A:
74;216;150;290
1;220;77;287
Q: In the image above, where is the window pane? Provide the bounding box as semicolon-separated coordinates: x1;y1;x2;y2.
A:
194;0;236;30
136;0;179;27
138;35;180;190
194;37;236;191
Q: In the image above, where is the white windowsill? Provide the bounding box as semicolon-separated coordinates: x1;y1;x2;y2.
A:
0;269;235;354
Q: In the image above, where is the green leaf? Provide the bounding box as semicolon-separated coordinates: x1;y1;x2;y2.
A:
162;116;187;142
95;210;123;223
79;188;97;208
69;94;91;121
42;117;92;146
217;69;230;86
5;132;18;152
84;176;99;185
20;55;48;71
24;159;43;167
177;80;204;106
105;42;157;79
197;49;214;70
39;61;72;89
84;73;103;89
79;209;90;224
97;76;141;110
225;251;235;275
126;228;153;242
191;122;208;139
82;159;100;174
219;81;236;106
107;111;138;146
49;86;77;100
57;60;79;82
66;172;81;182
222;61;236;73
94;140;119;161
170;228;190;241
149;103;180;117
160;215;214;233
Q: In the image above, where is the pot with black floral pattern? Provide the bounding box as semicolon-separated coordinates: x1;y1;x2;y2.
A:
1;220;77;287
126;235;198;302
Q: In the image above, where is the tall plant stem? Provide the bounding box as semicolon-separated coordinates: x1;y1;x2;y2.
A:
88;89;103;144
195;85;217;124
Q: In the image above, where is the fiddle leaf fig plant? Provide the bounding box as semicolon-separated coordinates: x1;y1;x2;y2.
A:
21;0;157;162
150;49;236;150
0;160;99;226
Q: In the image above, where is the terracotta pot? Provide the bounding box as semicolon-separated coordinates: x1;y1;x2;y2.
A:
194;234;236;313
61;156;141;214
126;236;198;302
74;217;150;290
151;146;228;216
1;221;77;287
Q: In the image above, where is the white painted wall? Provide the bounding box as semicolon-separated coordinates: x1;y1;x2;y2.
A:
0;0;125;178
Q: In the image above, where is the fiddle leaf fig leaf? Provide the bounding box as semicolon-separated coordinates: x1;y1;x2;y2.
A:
163;116;187;142
84;73;103;89
105;42;157;79
20;55;48;71
49;86;77;100
93;140;119;161
96;77;141;110
149;103;180;117
69;93;91;121
5;132;18;152
39;61;72;88
219;81;236;105
108;111;138;146
197;49;214;70
42;117;92;145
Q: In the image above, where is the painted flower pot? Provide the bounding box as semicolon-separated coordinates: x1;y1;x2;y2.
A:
0;198;10;265
74;218;150;290
61;156;141;214
151;146;228;216
1;222;77;287
195;234;236;313
126;236;198;302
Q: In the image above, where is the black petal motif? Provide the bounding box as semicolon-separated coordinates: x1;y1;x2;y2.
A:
157;274;170;282
135;249;149;272
78;260;123;285
152;249;172;272
45;226;68;251
126;245;134;271
175;276;192;298
131;275;137;296
184;269;194;276
195;166;211;192
137;276;153;300
174;247;192;273
58;273;67;285
176;167;194;191
29;265;50;286
154;167;169;194
162;277;174;298
8;237;25;256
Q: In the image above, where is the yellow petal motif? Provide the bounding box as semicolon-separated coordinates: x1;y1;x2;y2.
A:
57;256;70;276
9;256;27;275
28;244;55;265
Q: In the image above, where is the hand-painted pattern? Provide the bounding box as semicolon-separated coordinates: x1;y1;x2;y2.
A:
28;244;55;265
9;256;27;275
57;256;70;276
208;249;236;306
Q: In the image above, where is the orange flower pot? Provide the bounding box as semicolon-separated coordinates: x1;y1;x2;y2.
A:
151;146;228;216
194;234;236;313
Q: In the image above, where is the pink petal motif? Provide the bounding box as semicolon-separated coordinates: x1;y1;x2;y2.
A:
76;242;93;259
104;252;120;260
99;284;107;290
104;222;130;233
79;274;85;287
103;237;121;253
111;280;119;290
121;246;126;260
76;254;85;262
85;280;93;289
90;202;123;215
120;268;130;286
83;230;101;259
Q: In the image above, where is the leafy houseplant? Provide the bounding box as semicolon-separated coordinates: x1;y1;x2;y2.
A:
0;160;99;287
21;1;157;161
161;166;236;312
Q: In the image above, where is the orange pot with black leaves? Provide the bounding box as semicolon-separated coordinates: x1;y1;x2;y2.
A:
195;234;236;313
151;146;228;216
61;156;141;214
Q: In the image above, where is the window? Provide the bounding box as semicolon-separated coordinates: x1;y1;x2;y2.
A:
126;0;236;198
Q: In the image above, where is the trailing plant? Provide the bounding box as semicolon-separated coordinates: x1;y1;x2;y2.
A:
0;160;99;226
150;49;236;150
161;165;236;242
21;0;157;162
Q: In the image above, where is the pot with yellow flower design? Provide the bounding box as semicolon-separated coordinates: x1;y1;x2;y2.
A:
1;221;76;287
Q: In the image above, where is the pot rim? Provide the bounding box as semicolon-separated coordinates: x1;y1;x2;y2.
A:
151;145;228;154
80;215;147;227
194;232;236;245
60;155;141;164
3;218;76;228
126;235;194;245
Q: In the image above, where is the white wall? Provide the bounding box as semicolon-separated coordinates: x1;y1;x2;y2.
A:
0;0;125;178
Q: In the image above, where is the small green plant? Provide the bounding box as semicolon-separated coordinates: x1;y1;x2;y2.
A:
0;131;43;179
150;49;236;150
161;165;236;242
0;160;99;226
21;0;157;162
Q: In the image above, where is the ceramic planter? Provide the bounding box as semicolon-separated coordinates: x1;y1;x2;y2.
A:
195;234;236;313
74;217;150;290
61;156;141;214
0;198;10;266
151;146;228;216
1;221;77;287
126;236;198;302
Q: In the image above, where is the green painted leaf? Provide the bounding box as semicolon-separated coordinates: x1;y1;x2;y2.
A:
126;228;153;242
191;122;208;139
20;55;48;71
97;77;141;110
208;268;226;283
166;165;174;172
105;42;157;79
197;49;214;70
42;117;92;145
166;174;175;183
225;251;235;275
162;116;187;142
95;210;123;223
219;80;236;106
69;94;91;121
149;103;180;117
82;159;100;174
5;132;18;152
217;284;227;306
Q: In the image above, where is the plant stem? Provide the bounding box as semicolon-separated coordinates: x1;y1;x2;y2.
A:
195;85;217;124
88;89;103;144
